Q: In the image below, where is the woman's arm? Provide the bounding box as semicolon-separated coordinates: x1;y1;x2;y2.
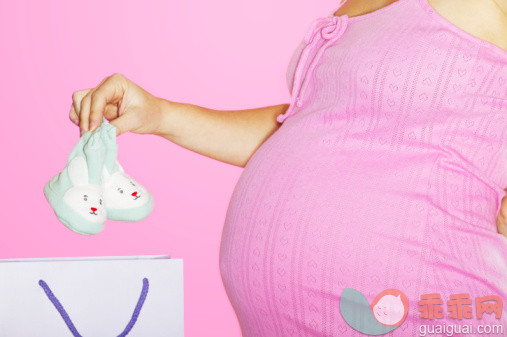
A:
70;73;285;167
157;101;286;167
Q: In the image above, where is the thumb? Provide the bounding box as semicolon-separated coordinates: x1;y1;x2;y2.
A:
497;194;507;238
110;114;134;136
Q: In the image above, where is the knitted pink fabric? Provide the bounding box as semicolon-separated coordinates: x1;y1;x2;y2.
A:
220;0;507;336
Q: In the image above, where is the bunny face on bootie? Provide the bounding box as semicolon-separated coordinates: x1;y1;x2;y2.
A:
63;155;106;225
63;185;105;224
102;165;153;222
103;171;150;210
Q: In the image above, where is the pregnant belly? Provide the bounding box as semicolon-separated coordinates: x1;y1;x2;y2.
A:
219;121;507;337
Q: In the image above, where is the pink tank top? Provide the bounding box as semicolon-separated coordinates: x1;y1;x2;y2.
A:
220;0;507;336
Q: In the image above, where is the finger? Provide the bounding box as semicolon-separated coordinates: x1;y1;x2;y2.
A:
104;104;118;121
72;89;92;121
69;104;79;125
79;90;93;135
497;195;507;237
497;214;507;237
90;74;126;132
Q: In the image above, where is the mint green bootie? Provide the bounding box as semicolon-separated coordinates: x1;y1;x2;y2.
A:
44;132;107;235
99;121;153;222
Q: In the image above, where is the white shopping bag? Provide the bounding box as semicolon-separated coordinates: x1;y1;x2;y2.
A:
0;255;183;337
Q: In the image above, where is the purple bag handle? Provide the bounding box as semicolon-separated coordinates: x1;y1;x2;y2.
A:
39;278;149;337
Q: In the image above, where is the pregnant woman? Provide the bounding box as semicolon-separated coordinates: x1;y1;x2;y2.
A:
70;0;506;335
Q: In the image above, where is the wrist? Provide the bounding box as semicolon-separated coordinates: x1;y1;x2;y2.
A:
153;97;184;140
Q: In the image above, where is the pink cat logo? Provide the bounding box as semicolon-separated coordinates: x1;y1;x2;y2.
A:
370;289;409;327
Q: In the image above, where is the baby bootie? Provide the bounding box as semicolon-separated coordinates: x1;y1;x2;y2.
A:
99;120;153;221
44;132;107;235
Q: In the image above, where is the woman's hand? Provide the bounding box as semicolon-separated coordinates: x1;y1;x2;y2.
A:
497;190;507;238
70;73;164;136
70;73;284;167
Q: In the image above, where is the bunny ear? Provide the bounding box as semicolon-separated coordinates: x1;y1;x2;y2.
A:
116;161;125;173
102;166;111;182
67;156;89;186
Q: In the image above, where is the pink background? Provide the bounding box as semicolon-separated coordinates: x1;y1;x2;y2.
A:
0;0;336;335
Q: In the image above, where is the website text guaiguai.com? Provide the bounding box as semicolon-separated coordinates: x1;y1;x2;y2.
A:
418;323;504;336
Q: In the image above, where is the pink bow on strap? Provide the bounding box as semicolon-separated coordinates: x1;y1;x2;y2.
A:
278;12;350;123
